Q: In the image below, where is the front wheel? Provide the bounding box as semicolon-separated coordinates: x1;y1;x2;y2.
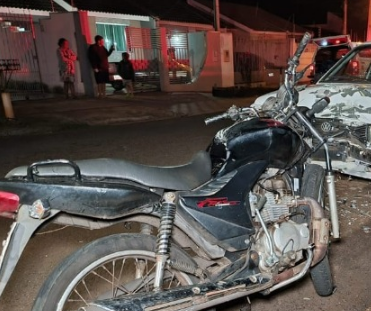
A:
301;164;334;296
32;233;197;311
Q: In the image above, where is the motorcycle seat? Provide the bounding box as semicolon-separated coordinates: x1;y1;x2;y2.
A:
5;151;212;191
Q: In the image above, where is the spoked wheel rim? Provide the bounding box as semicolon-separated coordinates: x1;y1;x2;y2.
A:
56;250;193;311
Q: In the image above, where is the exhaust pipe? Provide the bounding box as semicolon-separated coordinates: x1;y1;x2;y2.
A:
87;274;273;311
294;197;330;266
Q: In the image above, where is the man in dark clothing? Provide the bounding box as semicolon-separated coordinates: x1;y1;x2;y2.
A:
117;52;135;97
88;35;114;98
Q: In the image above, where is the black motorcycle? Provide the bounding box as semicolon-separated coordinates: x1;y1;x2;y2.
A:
0;32;339;311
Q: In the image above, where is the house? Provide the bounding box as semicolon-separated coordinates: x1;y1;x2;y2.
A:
0;1;65;99
71;0;220;91
0;0;159;97
188;0;309;86
0;0;233;95
303;12;344;37
0;0;309;97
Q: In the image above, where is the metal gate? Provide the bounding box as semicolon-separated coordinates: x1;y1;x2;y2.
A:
233;31;290;85
125;27;161;91
166;29;192;84
0;12;44;100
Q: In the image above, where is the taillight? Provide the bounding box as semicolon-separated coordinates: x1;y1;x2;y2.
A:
309;64;314;76
351;60;359;75
0;191;19;213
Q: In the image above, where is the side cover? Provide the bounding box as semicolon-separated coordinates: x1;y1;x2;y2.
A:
179;160;268;251
0;180;160;219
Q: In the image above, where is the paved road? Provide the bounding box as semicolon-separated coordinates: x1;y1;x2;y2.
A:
1;91;259;136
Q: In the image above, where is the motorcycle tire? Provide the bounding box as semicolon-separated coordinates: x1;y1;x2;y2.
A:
301;163;334;297
31;233;198;311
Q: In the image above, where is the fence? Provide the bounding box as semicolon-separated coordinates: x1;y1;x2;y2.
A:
0;13;44;100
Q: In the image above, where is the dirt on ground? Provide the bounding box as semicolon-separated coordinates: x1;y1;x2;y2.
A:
0;118;370;311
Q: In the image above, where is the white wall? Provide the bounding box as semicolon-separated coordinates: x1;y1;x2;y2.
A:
219;32;234;87
36;12;85;94
161;31;234;92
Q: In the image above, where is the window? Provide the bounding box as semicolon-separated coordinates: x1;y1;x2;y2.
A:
321;46;371;83
96;23;127;51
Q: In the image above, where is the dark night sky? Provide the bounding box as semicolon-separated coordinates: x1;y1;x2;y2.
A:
222;0;369;40
222;0;343;22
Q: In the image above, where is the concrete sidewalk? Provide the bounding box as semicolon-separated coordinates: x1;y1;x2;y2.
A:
0;91;264;136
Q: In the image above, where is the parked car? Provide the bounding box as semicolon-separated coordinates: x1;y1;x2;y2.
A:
307;35;353;83
252;41;371;179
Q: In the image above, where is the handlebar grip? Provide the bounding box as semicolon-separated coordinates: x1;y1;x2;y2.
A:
204;113;228;125
291;32;312;65
306;97;330;119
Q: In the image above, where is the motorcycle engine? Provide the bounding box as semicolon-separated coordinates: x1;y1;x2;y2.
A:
253;219;310;273
249;175;310;273
250;176;294;222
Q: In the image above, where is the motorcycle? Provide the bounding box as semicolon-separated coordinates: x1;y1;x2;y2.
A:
0;32;339;311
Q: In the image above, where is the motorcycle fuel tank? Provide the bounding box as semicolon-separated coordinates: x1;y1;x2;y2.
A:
208;118;304;174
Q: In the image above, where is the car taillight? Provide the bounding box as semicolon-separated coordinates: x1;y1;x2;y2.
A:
0;191;19;214
309;64;314;76
351;60;359;75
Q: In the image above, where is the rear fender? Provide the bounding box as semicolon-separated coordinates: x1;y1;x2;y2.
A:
0;205;61;297
0;180;161;219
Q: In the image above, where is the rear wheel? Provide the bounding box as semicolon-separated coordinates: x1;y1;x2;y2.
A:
32;233;197;311
301;164;334;296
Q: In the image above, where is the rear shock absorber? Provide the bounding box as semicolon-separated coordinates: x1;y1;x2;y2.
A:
153;192;177;290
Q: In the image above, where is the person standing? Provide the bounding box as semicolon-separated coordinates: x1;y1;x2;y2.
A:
57;38;77;99
117;52;135;98
88;35;115;98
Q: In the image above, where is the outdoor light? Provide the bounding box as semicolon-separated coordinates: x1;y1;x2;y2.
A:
1;21;11;28
9;26;19;32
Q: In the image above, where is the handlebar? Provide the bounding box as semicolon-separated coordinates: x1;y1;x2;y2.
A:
305;96;330;119
204;112;229;125
205;106;259;125
290;32;312;67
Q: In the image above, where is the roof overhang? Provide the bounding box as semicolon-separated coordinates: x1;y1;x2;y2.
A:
0;6;50;16
158;20;213;30
87;11;150;22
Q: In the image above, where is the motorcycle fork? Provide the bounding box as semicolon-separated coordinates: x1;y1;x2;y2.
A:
325;171;340;239
153;192;177;290
294;110;340;239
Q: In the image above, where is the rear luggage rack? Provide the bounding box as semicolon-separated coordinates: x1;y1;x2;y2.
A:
27;159;81;182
